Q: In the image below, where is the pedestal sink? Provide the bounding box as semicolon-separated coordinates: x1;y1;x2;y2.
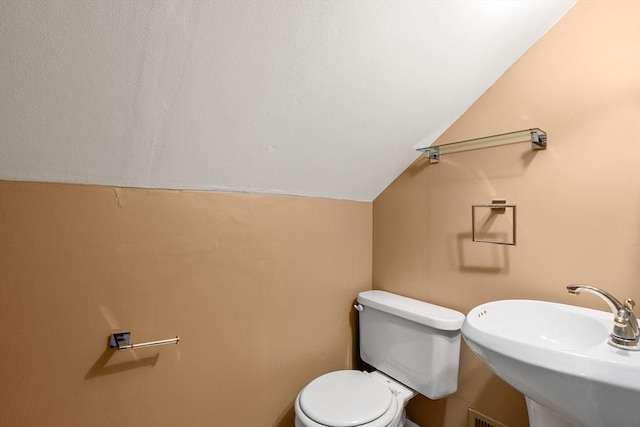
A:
462;300;640;427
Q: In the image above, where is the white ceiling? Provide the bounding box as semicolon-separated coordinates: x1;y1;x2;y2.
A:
0;0;576;201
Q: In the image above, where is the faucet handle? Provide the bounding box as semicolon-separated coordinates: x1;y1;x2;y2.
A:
624;299;635;311
614;311;629;327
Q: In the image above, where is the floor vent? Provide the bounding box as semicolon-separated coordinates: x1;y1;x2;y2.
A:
468;408;509;427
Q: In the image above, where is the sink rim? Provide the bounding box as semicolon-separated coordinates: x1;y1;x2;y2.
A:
462;299;640;392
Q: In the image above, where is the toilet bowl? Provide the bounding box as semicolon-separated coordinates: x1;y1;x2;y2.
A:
294;291;465;427
295;370;415;427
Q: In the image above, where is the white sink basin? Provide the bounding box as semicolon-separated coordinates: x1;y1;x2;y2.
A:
462;300;640;427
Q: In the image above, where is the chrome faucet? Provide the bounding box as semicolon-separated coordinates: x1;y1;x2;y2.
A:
567;284;639;350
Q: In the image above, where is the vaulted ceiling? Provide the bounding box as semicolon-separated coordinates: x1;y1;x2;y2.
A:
0;1;576;201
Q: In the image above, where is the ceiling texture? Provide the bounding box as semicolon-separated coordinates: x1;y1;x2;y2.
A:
0;0;576;201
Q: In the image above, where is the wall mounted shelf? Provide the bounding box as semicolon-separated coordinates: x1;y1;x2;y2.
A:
416;128;547;164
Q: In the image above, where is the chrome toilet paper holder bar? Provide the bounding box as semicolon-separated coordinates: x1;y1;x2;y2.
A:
109;331;180;351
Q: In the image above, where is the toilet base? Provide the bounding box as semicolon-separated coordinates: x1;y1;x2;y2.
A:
402;417;420;427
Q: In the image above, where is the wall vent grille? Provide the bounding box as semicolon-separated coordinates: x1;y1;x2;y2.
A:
468;408;509;427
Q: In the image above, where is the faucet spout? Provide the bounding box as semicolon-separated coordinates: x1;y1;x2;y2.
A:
567;284;639;351
566;284;624;313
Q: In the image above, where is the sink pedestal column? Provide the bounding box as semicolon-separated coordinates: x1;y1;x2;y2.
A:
526;397;578;427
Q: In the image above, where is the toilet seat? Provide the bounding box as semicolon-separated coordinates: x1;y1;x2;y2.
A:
295;370;399;427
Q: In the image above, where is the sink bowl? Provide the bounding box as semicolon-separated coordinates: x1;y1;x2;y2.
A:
462;300;640;427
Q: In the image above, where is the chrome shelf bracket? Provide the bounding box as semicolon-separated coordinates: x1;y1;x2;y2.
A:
530;129;547;150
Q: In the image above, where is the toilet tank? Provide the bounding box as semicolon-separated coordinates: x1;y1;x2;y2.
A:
357;290;465;399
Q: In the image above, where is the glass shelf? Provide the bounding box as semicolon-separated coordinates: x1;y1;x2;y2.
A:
417;128;547;164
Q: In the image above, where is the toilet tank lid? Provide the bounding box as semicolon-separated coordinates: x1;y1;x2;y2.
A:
357;290;465;330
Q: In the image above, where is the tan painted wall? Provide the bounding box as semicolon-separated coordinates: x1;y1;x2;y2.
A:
2;2;638;427
0;182;372;426
373;1;640;426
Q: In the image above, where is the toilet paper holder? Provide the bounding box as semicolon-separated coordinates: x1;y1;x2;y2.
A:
109;331;180;351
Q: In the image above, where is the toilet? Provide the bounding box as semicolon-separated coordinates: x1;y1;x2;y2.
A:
294;290;465;427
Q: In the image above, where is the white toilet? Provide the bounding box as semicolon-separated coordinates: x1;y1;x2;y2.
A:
294;290;465;427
